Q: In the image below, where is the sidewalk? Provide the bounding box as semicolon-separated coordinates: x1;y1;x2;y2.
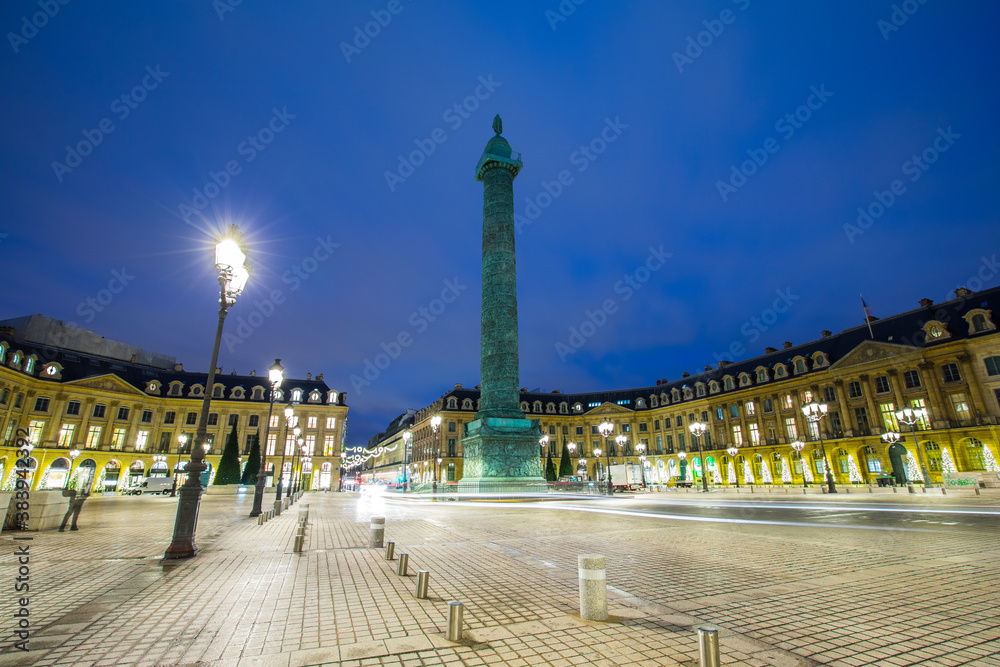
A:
1;492;998;666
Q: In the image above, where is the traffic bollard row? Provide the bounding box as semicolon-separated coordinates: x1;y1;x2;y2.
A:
416;570;429;599
397;552;409;576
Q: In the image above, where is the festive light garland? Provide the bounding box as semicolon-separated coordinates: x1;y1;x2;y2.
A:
780;458;792;483
941;447;958;474
847;454;864;483
742;460;754;484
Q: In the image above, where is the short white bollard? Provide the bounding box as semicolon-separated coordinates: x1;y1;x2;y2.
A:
698;626;721;667
274;500;282;516
578;554;608;621
370;517;385;548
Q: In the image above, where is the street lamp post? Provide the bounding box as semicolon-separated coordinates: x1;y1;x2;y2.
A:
688;422;709;492
292;435;304;497
615;434;628;489
338;451;346;491
599;420;614;495
251;359;283;517
678;450;688;485
896;408;932;490
401;430;412;492
635;441;647;490
64;448;81;489
790;440;807;488
300;455;311;492
726;446;740;488
882;431;913;492
274;405;295;509
802;401;835;493
172;434;187;498
430;416;441;494
166;226;250;559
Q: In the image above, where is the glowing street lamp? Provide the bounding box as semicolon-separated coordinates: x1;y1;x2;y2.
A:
401;430;413;492
896;408;932;490
790;440;807;488
599;420;614;495
166;225;251;560
430;415;442;494
64;448;81;490
802;401;835;493
882;431;911;492
251;358;283;517
726;445;739;488
274;404;295;507
171;434;188;498
688;421;709;492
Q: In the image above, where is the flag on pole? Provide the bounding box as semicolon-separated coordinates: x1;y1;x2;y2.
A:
860;294;874;338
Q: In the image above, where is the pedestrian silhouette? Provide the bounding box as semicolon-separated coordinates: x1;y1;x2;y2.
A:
59;488;90;531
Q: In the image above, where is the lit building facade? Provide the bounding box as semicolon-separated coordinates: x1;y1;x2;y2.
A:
393;287;1000;489
0;316;349;493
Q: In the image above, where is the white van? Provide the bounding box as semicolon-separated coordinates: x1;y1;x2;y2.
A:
130;477;174;495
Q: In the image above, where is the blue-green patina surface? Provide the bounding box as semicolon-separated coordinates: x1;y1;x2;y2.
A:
460;117;545;492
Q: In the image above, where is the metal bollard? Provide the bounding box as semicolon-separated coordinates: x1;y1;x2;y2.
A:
697;626;721;667
578;554;608;621
385;540;396;560
446;601;464;641
893;486;898;493
416;570;429;599
293;533;304;553
397;552;409;576
258;514;264;525
941;487;947;495
869;485;874;493
370;517;385;548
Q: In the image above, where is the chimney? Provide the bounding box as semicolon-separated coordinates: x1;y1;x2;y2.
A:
130;355;136;363
682;372;690;378
655;379;661;386
552;389;560;393
250;370;256;377
764;347;777;354
307;372;312;380
954;287;972;297
783;341;793;349
475;384;481;389
454;383;463;389
174;363;184;372
919;298;933;307
520;387;527;393
704;365;712;372
821;330;832;338
230;370;237;375
717;361;731;369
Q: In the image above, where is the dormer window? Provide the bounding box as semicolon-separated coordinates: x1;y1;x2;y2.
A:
660;392;668;404
775;365;786;378
923;320;951;341
251;386;265;400
191;385;203;397
328;391;338;404
757;368;768;383
559;402;568;414
636;398;645;408
794;358;806;374
683;387;693;400
533;401;542;413
274;389;283;402
462;398;473;410
0;343;6;363
650;395;658;408
696;383;706;397
573;403;583;412
24;355;36;374
310;390;320;402
709;381;719;394
964;309;995;334
546;402;556;413
170;383;183;396
671;389;681;402
292;389;303;402
813;353;827;367
147;381;159;393
232;387;245;399
447;397;458;410
723;376;734;391
520;401;529;412
739;373;750;387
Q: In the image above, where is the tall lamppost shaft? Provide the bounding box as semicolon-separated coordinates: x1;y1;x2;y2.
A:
250;389;276;517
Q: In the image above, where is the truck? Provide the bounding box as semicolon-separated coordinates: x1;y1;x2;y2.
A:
127;477;175;496
609;464;644;491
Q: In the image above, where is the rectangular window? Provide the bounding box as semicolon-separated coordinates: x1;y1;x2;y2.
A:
745;401;756;417
867;457;882;473
655;435;663;454
879;402;898;431
574;425;582;435
730;404;739;419
207;413;219;426
704;431;712;448
904;370;921;389
117;406;130;421
995;388;1000;410
548;425;556;435
266;433;277;456
307;416;317;429
111;427;127;450
823;386;836;403
248;414;259;428
763;398;773;413
749;423;760;445
285;435;296;456
326;417;336;429
854;407;870;433
135;430;149;451
324;436;336;456
785;417;798;440
677;433;685;449
874;376;890;394
34;397;50;412
164;411;176;425
942;363;962;383
950;393;971;421
782;394;794;409
447;438;456;457
676;415;684;427
829;411;842;433
807;420;819;440
270;414;279;428
66;400;81;415
0;388;7;405
186;412;198;425
228;413;239;427
909;398;931;429
638;422;648;432
448;421;456;433
58;423;76;447
243;434;254;454
731;426;743;446
590;425;598;434
26;420;45;445
653;419;660;430
665;434;673;453
158;432;171;453
715;408;724;421
848;381;863;399
86;425;102;448
141;409;152;423
93;404;106;418
985;356;1000;376
13;393;22;409
305;435;316;455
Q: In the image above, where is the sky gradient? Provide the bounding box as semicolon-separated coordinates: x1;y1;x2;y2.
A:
2;1;999;446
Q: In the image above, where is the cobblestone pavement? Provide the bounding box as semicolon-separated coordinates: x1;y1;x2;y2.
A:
1;489;999;667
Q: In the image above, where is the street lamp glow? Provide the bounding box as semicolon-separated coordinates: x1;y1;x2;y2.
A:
251;358;283;518
593;447;602;457
790;440;807;488
801;400;835;493
567;442;577;453
430;415;442;433
268;359;285;386
725;445;739;488
539;435;549;448
687;421;709;492
598;421;614;439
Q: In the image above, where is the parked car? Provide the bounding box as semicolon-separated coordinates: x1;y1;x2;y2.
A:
127;477;174;495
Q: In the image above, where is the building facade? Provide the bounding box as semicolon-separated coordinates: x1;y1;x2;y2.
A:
0;316;349;493
387;287;1000;489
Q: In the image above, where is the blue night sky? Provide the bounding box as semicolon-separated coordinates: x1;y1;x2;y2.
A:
2;1;999;446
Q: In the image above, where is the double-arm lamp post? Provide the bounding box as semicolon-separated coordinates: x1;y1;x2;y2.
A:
635;441;647;489
166;227;250;559
430;415;441;493
897;407;932;490
790;440;807;488
250;359;283;517
688;421;709;492
598;420;614;495
726;445;740;488
802;401;835;493
275;406;295;509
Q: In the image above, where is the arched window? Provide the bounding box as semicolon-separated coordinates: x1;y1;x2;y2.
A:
966;439;986;469
794;358;806;373
250;386;263;399
636;398;645;408
757;368;768;383
724;377;734;390
739;373;750;387
521;402;529;412
533;401;542;413
447;397;458;409
775;365;786;378
292;389;302;402
559;402;568;414
660;393;669;404
650;395;658;408
546;402;556;413
214;385;224;398
696;384;706;397
462;398;473;410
